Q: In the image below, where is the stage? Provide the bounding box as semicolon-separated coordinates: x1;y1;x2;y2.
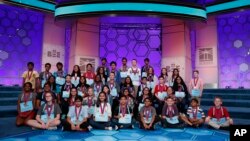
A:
0;121;229;141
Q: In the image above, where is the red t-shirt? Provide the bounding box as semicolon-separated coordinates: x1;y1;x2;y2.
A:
207;106;230;119
154;84;168;94
83;71;95;79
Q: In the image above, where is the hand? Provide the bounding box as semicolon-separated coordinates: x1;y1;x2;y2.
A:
41;122;46;129
162;116;166;119
118;115;122;119
45;122;50;129
205;118;210;123
148;124;152;128
64;98;68;101
71;124;76;130
76;124;80;130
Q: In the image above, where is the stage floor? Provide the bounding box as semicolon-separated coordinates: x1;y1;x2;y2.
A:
0;127;229;141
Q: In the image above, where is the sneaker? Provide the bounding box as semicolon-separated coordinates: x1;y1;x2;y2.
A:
131;125;134;129
115;125;119;131
107;126;112;131
87;125;93;131
48;126;57;130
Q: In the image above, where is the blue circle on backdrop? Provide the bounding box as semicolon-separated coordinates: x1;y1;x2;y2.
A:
19;13;27;21
8;11;17;20
1;19;11;27
22;37;31;46
228;17;236;25
23;22;32;30
219;19;227;26
0;9;6;18
239;16;247;24
7;27;16;35
223;26;231;33
12;20;22;28
11;36;21;45
29;15;37;23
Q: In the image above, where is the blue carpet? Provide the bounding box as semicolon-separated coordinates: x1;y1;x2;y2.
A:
0;127;229;141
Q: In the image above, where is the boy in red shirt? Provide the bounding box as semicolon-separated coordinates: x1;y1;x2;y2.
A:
205;97;233;130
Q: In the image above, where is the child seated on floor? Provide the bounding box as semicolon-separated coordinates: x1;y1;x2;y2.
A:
26;92;61;130
63;96;89;131
205;97;233;130
139;98;157;130
180;98;205;127
161;97;185;128
89;92;114;130
113;95;134;129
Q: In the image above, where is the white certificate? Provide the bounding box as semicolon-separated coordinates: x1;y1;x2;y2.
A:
118;114;132;124
120;72;127;78
88;106;95;115
147;82;155;89
191;89;201;97
157;92;167;100
111;88;118;97
166;116;179;124
20;101;33;112
130;74;140;81
142;72;147;77
175;92;185;98
94;112;108;122
62;91;70;98
71;116;84;125
138;103;145;112
211;118;227;125
86;79;94;85
56;77;65;85
78;91;84;97
144;117;152;124
41;114;54;123
71;77;79;87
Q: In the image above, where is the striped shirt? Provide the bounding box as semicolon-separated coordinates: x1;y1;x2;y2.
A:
187;106;205;119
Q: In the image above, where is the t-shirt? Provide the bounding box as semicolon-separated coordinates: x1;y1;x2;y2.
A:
18;93;36;112
37;103;62;118
22;70;39;89
207;106;230;119
187;106;205;119
139;106;156;118
162;104;179;117
127;67;141;86
83;96;97;107
94;103;112;117
113;105;133;116
67;106;88;120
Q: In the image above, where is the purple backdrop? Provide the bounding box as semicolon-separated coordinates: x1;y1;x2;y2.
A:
0;5;44;86
218;11;250;88
99;17;162;75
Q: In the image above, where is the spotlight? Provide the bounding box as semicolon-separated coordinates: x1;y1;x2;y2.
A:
225;86;231;89
239;86;244;89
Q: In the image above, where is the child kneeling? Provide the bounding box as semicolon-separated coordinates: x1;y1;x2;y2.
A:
161;97;185;128
113;95;134;129
205;97;233;130
63;96;89;131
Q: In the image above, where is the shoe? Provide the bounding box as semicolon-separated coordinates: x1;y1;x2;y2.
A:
48;126;57;130
87;125;93;131
107;126;113;131
115;125;119;131
131;125;134;129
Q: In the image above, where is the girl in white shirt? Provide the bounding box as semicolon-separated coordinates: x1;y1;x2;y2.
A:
89;92;113;130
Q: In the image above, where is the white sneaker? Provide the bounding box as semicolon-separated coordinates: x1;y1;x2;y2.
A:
48;126;57;130
88;125;93;131
115;125;119;131
107;126;112;131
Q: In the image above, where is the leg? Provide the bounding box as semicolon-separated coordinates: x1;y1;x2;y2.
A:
62;120;72;131
48;119;61;127
24;111;36;125
80;122;89;130
16;116;25;126
180;114;192;126
89;119;107;130
26;119;43;129
161;118;168;128
208;120;220;129
134;86;139;98
192;119;204;127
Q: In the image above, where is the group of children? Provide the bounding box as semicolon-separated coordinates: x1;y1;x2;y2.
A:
16;58;233;131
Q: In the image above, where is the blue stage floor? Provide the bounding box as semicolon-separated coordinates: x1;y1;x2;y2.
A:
0;127;229;141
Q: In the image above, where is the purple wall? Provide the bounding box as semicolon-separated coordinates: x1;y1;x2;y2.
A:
218;11;250;88
0;5;44;86
99;17;162;75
